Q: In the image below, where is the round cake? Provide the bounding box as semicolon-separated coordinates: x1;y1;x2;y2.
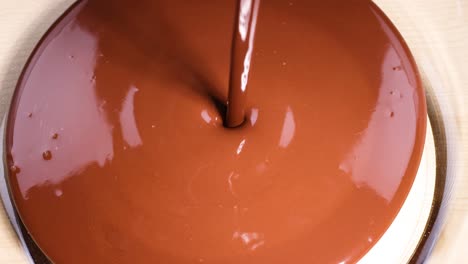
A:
6;0;426;263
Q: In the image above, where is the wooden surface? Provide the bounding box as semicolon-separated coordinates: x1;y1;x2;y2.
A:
0;0;467;263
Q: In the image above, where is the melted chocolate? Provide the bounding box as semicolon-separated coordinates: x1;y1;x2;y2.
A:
6;0;426;263
226;0;260;127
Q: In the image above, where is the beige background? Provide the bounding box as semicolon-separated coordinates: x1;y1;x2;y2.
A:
0;0;467;263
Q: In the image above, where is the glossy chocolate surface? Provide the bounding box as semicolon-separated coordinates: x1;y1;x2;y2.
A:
6;0;426;263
